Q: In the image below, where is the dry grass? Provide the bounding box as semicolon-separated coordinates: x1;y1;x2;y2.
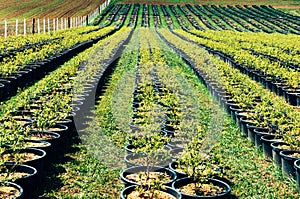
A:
0;0;106;21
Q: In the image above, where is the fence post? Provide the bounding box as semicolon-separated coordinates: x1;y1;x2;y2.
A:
56;18;59;30
60;18;62;30
16;19;18;36
24;19;26;35
48;18;50;32
53;18;55;31
32;18;35;34
43;18;46;33
37;18;40;34
4;20;7;38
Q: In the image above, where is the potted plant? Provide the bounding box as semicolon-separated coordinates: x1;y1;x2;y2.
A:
172;137;230;198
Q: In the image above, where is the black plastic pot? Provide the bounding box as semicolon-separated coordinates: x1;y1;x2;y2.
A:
120;166;177;187
167;140;185;150
12;110;35;120
261;134;283;162
25;139;51;151
0;83;4;99
286;91;300;106
169;161;187;179
124;153;172;168
0;79;10;101
224;100;237;115
5;148;46;184
120;185;181;199
271;142;290;168
26;130;60;161
172;177;231;199
246;124;265;145
253;128;273;149
163;125;176;137
0;182;24;199
169;148;184;160
4;163;37;198
14;118;33;128
229;105;243;122
47;124;69;150
56;118;75;138
294;159;300;193
279;150;300;178
239;117;254;137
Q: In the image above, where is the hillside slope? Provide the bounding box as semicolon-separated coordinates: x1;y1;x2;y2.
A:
0;0;106;21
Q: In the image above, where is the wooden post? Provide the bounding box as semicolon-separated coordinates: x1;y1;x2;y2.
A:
43;18;46;33
48;18;50;32
32;18;35;34
68;17;70;28
16;19;18;36
53;18;55;31
4;19;7;39
37;18;40;34
56;18;59;30
24;19;26;35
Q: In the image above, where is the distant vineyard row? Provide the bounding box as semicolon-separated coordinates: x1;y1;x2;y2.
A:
95;4;300;34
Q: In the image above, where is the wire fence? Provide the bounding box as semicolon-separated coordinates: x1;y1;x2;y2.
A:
0;0;111;38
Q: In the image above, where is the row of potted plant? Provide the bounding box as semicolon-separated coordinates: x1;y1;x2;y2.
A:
173;29;300;107
158;27;300;192
122;28;180;198
0;25;97;56
119;28;231;199
0;26;133;198
176;29;300;88
189;29;300;70
0;25;122;102
0;25;116;77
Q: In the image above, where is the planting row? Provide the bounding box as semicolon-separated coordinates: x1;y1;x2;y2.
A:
112;4;300;34
157;28;300;193
173;29;300;107
0;26;133;199
98;27;231;198
92;3;300;34
0;25;117;102
0;6;138;103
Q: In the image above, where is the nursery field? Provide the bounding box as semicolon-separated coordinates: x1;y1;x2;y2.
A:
0;2;300;199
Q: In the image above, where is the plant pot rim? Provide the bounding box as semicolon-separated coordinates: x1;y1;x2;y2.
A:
120;165;177;186
4;163;38;180
124;153;172;167
120;185;182;199
294;159;300;169
169;161;187;176
172;177;231;198
0;181;23;199
279;150;300;161
270;142;290;151
27;130;61;140
25;139;52;147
